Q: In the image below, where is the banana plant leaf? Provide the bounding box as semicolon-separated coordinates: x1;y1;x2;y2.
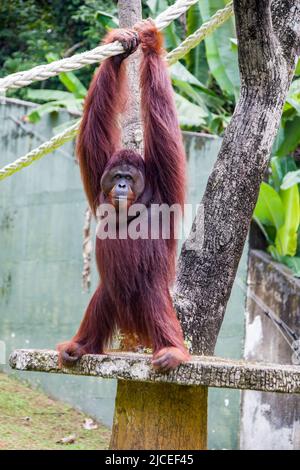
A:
198;0;239;100
185;3;209;84
281;170;300;190
275;184;300;256
174;93;207;127
253;181;285;230
270;156;297;192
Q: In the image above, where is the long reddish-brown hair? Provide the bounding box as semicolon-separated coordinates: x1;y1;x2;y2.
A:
58;22;189;366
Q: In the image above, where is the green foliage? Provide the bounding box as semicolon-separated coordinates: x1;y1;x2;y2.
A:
0;0;116;99
277;117;300;157
186;3;209;84
2;0;300;141
281;170;300;190
253;182;284;231
267;248;300;278
25;55;86;123
254;156;300;276
1;0;237;135
280;256;300;277
254;62;300;274
275;184;300;256
274;79;300;157
270;156;297;192
95;11;119;30
198;0;240;100
175;0;237;133
148;0;237;134
174;93;207;127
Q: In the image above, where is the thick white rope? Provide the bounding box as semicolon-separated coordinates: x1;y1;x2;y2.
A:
0;2;234;181
0;43;123;92
0;0;199;93
0;122;79;181
155;0;199;29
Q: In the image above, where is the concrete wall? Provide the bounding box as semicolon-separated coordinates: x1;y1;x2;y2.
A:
0;99;246;449
240;250;300;449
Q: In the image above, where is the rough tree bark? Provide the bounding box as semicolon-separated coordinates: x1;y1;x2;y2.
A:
174;0;300;355
10;349;300;394
111;0;207;451
118;0;143;151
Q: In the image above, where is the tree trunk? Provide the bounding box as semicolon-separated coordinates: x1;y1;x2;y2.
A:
174;0;300;355
110;381;207;450
118;0;143;152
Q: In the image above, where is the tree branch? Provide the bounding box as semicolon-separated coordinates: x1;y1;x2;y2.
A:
175;0;300;354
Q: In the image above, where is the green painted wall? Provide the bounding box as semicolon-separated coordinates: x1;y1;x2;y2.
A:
0;99;246;449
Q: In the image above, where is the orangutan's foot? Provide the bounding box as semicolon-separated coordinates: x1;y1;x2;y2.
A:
57;341;87;367
152;347;190;373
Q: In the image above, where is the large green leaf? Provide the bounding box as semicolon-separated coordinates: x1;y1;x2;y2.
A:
253;181;285;230
163;24;180;50
95;11;119;30
198;0;239;99
277;116;300;156
27;99;82;123
170;62;225;110
284;97;300;115
270;157;282;193
45;52;87;99
268;246;300;277
27;102;62;123
174;93;207;127
275;184;300;256
170;61;204;87
281;170;300;190
172;78;209;112
270;156;297;192
283;79;300;114
26;89;74;102
281;256;300;277
272;124;285;156
185;3;209;84
58;72;87;99
288;78;300;96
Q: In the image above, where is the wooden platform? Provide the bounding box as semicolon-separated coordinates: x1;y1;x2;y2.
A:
9;349;300;394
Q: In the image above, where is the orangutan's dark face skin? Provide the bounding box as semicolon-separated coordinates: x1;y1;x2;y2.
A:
100;163;145;210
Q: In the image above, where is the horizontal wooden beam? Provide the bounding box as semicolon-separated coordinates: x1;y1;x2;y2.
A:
9;349;300;394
